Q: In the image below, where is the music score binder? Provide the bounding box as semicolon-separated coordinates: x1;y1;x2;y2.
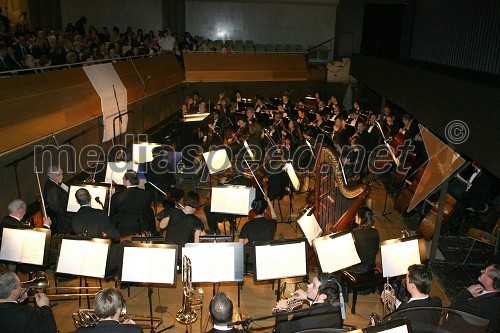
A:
254;239;308;281
56;238;110;278
183;242;244;283
120;243;178;285
0;227;51;266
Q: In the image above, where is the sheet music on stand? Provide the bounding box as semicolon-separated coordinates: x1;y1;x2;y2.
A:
183;242;244;283
0;228;51;266
211;186;256;215
253;238;308;281
56;238;110;278
104;161;139;185
202;149;231;174
66;184;108;212
312;230;361;273
132;143;161;164
120;243;178;285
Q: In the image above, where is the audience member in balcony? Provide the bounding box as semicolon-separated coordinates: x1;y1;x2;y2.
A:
221;42;233;54
5;46;22;70
136;29;145;44
158;28;176;52
110;26;120;44
198;38;210;52
0;7;11;37
74;16;87;36
98;26;110;44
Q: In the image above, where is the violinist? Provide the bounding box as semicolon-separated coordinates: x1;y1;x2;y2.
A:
255;96;268;114
203;109;226;147
284;120;303;148
282;93;295;118
296;108;310;129
228;118;250;156
263;112;285;146
382;114;401;139
246;107;258;125
295;99;309;114
332;117;349;151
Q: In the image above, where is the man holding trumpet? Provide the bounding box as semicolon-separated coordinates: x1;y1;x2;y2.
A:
0;270;57;333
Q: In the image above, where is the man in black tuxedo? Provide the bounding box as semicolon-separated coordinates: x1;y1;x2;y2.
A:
43;165;72;233
275;273;342;332
70;188;120;241
207;292;240;333
450;264;500;332
0;271;57;333
384;264;442;333
76;288;142;332
1;199;52;237
110;170;153;236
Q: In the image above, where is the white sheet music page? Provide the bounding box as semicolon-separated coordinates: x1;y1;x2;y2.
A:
121;247;176;284
57;239;109;277
80;243;109;278
183;245;235;283
255;242;307;280
314;233;361;273
0;229;46;265
20;231;46;265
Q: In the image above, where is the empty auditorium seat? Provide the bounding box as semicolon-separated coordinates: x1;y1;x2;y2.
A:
265;44;275;52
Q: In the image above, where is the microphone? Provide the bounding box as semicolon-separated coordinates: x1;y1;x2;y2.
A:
95;197;104;209
51;133;60;148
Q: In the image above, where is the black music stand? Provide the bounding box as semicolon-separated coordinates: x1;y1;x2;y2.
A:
120;242;178;333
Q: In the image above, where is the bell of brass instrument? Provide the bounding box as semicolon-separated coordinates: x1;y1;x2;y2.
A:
176;256;203;325
272;297;303;313
382;281;396;314
73;309;100;328
18;271;49;301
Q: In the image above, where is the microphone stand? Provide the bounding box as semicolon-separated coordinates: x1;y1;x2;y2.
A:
139;75;152;133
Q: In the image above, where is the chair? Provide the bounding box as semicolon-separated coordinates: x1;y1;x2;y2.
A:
285;44;294;52
275;44;285;52
265;44;275;52
340;269;386;314
294;44;304;52
462;219;500;264
254;44;266;52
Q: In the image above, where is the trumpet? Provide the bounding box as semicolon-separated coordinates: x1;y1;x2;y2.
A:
272;297;303;313
382;282;396;314
19;271;101;302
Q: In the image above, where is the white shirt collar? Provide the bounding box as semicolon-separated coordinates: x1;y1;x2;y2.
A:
408;295;429;302
213;324;233;330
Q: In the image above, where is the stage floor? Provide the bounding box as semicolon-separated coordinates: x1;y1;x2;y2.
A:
28;179;451;332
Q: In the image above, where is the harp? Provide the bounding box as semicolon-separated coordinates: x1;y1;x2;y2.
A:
312;145;371;233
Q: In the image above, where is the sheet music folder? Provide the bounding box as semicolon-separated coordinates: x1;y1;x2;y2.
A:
253;238;308;281
119;242;178;285
0;227;51;266
56;237;110;278
183;242;244;283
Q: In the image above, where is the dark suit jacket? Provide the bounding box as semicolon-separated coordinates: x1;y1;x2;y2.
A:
43;179;72;233
76;320;142;332
0;303;57;333
0;215;24;236
349;227;380;274
110;187;153;236
71;206;120;242
276;303;342;333
392;297;442;333
451;289;500;332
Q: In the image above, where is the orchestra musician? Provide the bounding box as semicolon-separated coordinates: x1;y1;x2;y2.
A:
43;165;73;234
228;118;250;156
275;273;342;332
1;199;52;237
208;292;241;333
70;188;120;242
382;114;401;139
296;108;310;130
382;264;442;332
238;198;277;246
75;288;142;333
203;109;226;147
400;114;419;140
159;191;205;249
0;271;57;333
110;170;154;237
347;207;379;275
282;93;295;118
